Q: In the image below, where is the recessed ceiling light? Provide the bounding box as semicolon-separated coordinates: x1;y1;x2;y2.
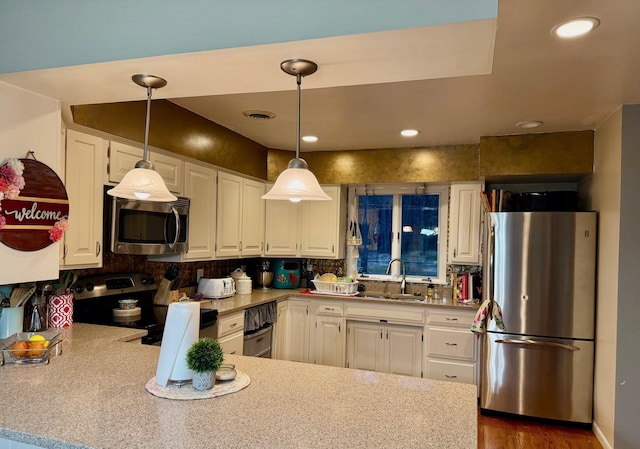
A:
401;129;419;137
516;120;543;129
302;135;318;142
553;17;600;38
242;110;276;120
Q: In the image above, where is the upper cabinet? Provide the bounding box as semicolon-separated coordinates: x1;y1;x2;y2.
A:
63;130;105;268
300;186;346;258
264;185;346;259
182;162;217;261
448;182;482;265
215;172;265;258
108;141;183;195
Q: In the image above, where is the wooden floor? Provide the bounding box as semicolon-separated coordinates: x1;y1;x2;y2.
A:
478;408;604;449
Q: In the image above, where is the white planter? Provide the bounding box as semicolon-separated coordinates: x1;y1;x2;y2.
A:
192;370;216;390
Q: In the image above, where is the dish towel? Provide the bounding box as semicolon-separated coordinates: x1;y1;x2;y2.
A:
471;299;505;336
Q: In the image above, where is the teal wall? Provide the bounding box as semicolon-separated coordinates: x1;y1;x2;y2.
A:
0;0;497;73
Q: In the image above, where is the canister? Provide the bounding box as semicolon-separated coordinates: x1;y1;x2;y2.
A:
236;277;252;295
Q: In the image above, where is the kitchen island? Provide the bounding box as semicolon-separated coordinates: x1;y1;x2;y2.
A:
0;323;477;449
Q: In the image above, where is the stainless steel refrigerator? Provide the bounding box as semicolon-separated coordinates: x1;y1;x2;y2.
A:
480;211;597;424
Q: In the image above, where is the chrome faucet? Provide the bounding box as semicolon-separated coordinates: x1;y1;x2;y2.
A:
385;258;407;294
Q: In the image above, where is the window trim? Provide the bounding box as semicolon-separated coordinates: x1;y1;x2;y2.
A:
347;184;449;285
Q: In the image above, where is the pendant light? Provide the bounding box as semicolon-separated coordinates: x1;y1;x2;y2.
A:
262;59;330;202
107;74;177;202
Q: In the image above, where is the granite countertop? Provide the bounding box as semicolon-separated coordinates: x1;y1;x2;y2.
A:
200;288;479;316
0;323;477;449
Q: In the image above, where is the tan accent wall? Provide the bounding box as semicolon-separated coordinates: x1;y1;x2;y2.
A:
267;145;479;184
72;100;268;179
479;130;594;179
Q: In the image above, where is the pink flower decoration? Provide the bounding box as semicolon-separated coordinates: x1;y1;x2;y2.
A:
54;218;69;232
48;226;64;242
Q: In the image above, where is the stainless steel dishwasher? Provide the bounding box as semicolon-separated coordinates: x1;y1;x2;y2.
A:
243;302;275;358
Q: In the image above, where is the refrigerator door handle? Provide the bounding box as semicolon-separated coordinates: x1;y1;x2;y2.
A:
495;339;580;351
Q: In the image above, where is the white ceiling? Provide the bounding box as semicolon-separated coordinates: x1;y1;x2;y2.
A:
1;0;639;153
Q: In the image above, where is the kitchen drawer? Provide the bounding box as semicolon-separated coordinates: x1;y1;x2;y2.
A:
219;331;243;355
316;301;344;316
426;309;474;327
426;327;476;360
218;311;245;338
244;325;272;356
425;358;476;384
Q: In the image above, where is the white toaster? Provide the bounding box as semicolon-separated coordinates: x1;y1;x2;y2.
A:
197;277;235;299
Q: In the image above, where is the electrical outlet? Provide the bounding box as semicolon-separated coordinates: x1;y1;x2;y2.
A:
197;268;204;283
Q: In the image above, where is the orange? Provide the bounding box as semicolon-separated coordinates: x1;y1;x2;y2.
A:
12;341;29;357
28;341;46;357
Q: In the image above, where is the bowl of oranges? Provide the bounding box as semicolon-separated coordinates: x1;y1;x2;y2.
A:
1;331;62;365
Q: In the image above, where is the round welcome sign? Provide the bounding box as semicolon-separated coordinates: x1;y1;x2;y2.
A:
0;158;70;251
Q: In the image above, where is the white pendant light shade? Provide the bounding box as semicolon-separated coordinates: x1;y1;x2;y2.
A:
107;73;176;202
262;158;330;202
107;167;177;201
263;59;330;202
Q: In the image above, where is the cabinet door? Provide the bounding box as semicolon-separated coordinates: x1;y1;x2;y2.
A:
108;141;142;183
149;152;183;194
183;162;216;260
264;199;299;256
347;321;384;372
284;301;310;363
386;324;422;377
215;172;242;258
314;315;345;367
241;178;265;256
300;186;339;258
449;183;482;264
64;130;104;267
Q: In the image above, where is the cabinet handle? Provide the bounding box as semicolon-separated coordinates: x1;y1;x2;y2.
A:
63;243;67;258
239;241;243;251
445;317;458;321
445;374;458;379
266;243;269;251
256;337;263;342
229;322;237;327
445;342;458;346
453;248;457;257
230;350;236;355
324;307;335;311
96;241;101;257
332;244;334;253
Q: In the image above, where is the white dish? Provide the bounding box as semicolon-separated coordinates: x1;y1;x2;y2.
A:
216;364;237;381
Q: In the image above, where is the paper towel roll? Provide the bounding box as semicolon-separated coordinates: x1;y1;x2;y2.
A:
155;301;200;387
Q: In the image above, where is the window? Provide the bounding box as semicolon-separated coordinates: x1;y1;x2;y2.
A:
353;184;448;284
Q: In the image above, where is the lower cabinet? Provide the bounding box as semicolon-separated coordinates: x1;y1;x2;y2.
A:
424;309;477;384
217;310;244;355
346;321;422;377
313;301;345;367
275;299;311;363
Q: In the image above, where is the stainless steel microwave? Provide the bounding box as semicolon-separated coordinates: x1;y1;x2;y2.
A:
104;186;189;255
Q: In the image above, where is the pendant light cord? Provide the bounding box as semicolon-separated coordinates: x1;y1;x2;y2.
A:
295;73;302;160
143;85;152;161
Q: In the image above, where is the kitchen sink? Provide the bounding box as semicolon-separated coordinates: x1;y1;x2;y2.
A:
359;292;426;303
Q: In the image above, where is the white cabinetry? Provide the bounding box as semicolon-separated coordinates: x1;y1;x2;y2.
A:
346;321;422;377
313;301;345;367
217;310;244;355
182;162;216;260
108;141;182;194
264;185;346;258
149;152;183;194
215;172;265;258
424;308;477;384
276;299;311;363
63;130;105;268
448;182;482;264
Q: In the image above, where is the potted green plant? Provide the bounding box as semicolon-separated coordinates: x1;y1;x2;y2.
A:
186;337;224;391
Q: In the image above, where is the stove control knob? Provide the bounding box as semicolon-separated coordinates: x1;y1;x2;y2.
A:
74;285;84;294
142;277;155;285
86;282;94;292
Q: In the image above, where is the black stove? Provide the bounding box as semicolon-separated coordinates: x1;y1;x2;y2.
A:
73;273;217;345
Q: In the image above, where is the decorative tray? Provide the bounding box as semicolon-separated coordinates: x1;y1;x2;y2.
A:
145;369;250;400
1;330;63;365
